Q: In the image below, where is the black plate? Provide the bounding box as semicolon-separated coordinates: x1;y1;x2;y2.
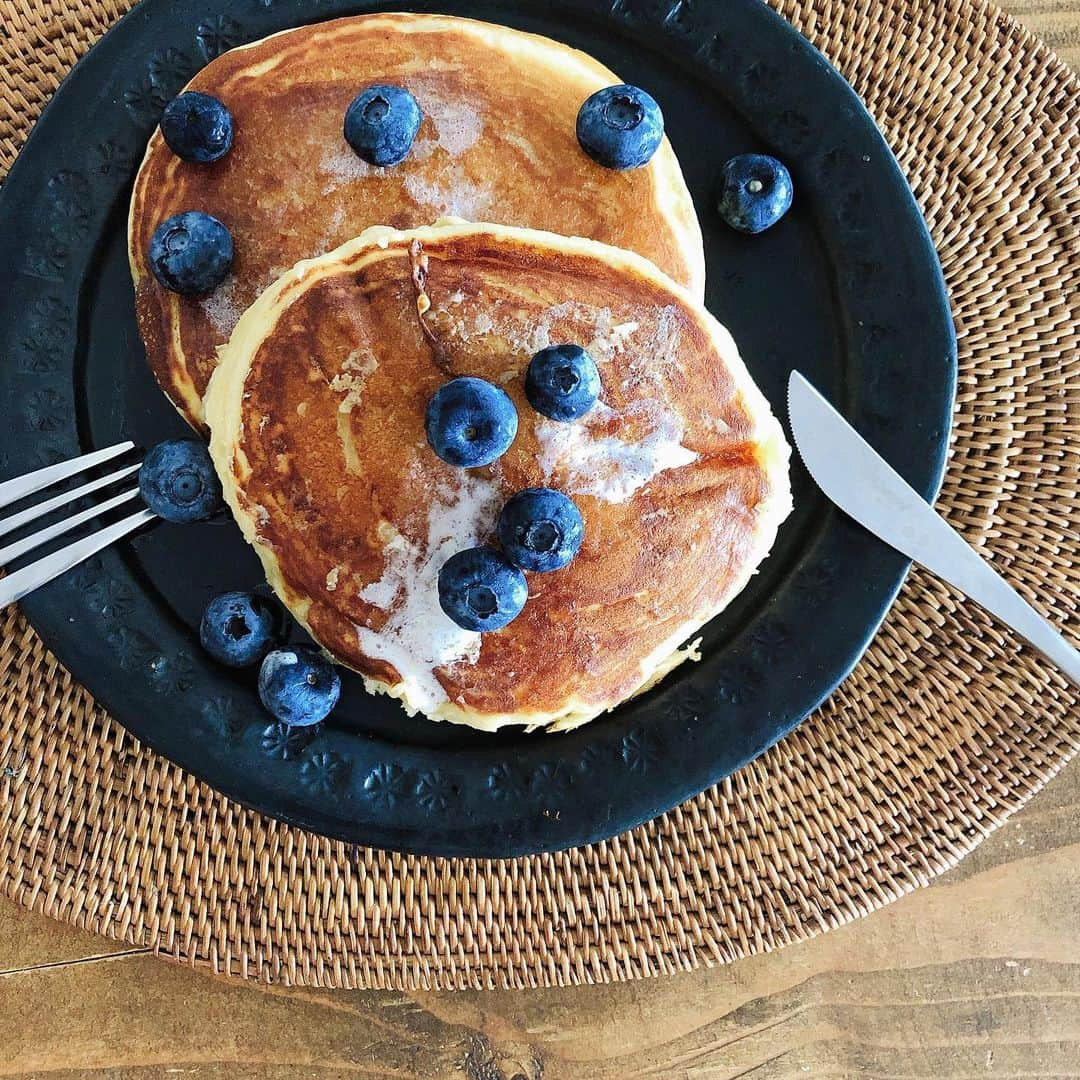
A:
0;0;955;857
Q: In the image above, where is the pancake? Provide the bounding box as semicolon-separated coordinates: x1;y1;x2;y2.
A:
204;220;791;732
128;12;706;430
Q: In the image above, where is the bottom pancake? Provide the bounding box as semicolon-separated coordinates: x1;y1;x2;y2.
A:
204;220;791;732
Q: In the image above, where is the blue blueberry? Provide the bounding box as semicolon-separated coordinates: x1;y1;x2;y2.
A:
139;438;222;523
525;344;600;422
425;377;519;468
438;548;528;632
160;91;234;164
717;154;793;234
498;488;584;573
344;84;422;166
258;646;341;727
148;211;233;296
576;84;664;170
200;591;279;667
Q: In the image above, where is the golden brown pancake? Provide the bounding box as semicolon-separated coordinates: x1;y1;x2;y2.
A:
205;221;791;732
129;13;706;430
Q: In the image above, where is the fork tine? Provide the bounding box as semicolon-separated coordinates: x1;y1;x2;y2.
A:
0;441;135;511
0;507;156;609
0;486;141;567
0;462;142;540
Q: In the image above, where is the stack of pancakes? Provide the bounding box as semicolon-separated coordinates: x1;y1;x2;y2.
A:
128;13;792;732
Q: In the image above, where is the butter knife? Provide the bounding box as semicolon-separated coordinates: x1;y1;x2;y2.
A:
787;370;1079;686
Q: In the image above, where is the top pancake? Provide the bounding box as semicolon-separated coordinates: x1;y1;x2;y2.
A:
204;220;791;733
128;12;706;430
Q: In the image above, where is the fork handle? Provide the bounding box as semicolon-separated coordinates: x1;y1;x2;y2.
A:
0;508;155;609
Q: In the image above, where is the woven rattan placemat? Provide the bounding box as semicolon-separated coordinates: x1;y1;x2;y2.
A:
1;0;1077;990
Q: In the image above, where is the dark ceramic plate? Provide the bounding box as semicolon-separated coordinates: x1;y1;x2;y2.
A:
0;0;955;857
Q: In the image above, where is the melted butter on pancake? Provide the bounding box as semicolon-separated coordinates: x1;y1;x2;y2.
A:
206;221;792;732
422;96;485;157
330;349;379;412
355;475;502;714
403;167;493;221
535;400;698;504
201;276;243;338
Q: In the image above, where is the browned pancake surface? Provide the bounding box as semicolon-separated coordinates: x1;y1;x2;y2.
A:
129;13;705;428
208;225;789;729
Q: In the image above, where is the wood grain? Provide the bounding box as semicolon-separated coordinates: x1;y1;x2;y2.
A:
0;3;1076;1078
1003;0;1080;67
0;741;1076;1078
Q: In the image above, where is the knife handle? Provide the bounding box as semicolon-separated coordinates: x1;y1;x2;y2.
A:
916;519;1080;687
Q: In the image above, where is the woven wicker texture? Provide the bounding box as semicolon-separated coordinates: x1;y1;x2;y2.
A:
1;0;1077;990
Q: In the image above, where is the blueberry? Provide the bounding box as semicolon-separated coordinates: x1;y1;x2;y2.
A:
258;646;341;727
139;438;222;523
160;91;233;164
497;488;584;573
438;548;528;632
200;590;278;667
425;377;519;468
525;344;600;422
344;84;422;166
717;154;793;234
576;84;664;170
148;211;233;296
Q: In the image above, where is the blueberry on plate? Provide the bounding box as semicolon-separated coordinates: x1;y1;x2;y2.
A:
148;211;233;296
258;646;341;727
525;344;600;422
498;488;584;573
717;154;794;234
160;91;234;164
426;377;519;468
576;84;664;170
139;438;222;523
438;547;528;632
344;84;422;166
200;590;278;667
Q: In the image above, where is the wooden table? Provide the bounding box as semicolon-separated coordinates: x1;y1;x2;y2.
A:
1;3;1077;1076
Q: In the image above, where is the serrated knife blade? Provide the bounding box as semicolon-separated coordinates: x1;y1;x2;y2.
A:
787;370;1079;686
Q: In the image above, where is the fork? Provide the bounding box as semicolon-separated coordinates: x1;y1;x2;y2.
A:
0;442;156;608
